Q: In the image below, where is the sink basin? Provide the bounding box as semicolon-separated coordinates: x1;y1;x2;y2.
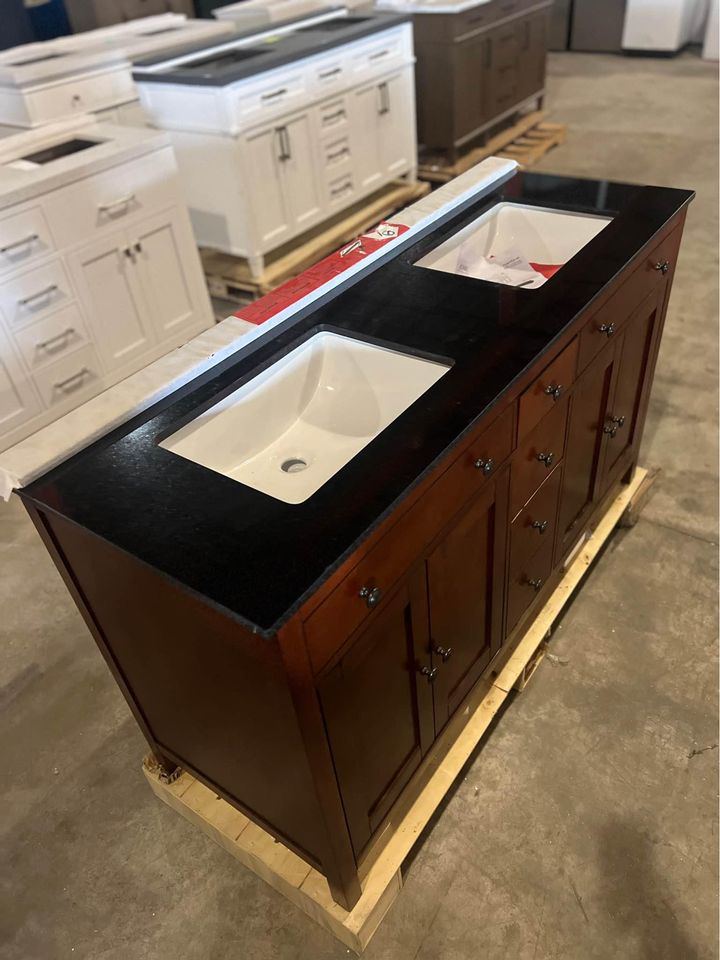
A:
415;202;612;289
160;331;450;504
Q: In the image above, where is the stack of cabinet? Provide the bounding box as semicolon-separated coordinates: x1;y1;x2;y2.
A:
0;137;212;452
410;0;553;156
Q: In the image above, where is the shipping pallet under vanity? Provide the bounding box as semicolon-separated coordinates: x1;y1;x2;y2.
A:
418;110;567;186
201;179;430;303
144;466;655;954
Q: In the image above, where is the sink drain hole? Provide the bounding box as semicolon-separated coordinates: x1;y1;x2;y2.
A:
281;457;308;474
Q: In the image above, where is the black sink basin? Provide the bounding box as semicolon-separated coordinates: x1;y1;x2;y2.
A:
180;46;270;76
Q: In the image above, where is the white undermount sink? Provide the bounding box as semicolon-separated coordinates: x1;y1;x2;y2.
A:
160;331;451;503
415;202;613;289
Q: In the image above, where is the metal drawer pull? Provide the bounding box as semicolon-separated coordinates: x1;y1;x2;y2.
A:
54;367;88;393
544;383;563;400
433;645;453;662
536;452;554;468
322;109;346;124
599;322;615;337
327;146;350;162
1;233;38;254
473;457;494;475
531;519;549;533
261;87;287;101
330;180;352;196
37;327;74;352
98;193;135;213
19;283;58;306
603;414;626;438
319;67;341;79
655;260;669;274
377;81;390;115
527;577;543;591
419;665;438;683
359;585;382;608
369;48;390;60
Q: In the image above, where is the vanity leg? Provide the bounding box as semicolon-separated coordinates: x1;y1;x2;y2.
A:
247;253;265;281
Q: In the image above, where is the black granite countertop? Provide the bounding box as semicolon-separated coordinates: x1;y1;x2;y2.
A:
21;171;692;635
131;11;410;86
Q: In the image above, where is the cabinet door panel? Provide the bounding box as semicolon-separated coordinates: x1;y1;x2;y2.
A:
133;210;197;340
281;112;324;230
317;570;433;858
379;71;414;177
454;35;489;141
427;471;509;728
352;82;385;193
243;126;292;247
0;324;41;439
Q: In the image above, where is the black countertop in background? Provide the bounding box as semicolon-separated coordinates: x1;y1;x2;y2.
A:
22;172;693;635
132;11;410;86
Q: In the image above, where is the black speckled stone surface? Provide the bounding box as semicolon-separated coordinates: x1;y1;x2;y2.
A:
132;11;411;86
21;171;693;635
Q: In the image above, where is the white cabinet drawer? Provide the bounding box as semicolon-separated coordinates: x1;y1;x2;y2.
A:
43;147;179;249
327;172;355;206
0;207;55;276
0;258;73;328
13;304;89;372
321;134;352;170
23;68;136;127
352;31;405;78
236;70;307;123
318;96;350;136
32;343;103;410
313;54;348;94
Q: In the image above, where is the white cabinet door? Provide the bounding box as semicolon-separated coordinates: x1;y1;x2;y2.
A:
279;112;324;231
243;125;293;248
379;71;414;178
69;229;155;372
0;323;41;438
351;82;385;194
131;209;199;340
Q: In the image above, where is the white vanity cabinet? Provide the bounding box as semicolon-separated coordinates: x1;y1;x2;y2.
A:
0;121;213;453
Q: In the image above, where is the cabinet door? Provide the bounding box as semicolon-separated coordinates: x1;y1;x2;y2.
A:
279;112;324;231
68;229;154;372
351;81;385;193
454;34;491;142
427;470;509;730
516;12;548;101
243;125;293;248
131;209;199;341
556;343;616;557
598;285;665;495
0;324;41;440
317;569;434;858
378;71;414;178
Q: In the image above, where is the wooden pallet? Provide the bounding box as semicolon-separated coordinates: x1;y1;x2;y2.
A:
144;466;653;954
418;110;567;185
201;179;430;302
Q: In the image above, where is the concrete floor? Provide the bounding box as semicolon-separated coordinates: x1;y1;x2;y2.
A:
1;50;718;960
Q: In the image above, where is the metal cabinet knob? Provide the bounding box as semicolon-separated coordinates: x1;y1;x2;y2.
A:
531;519;549;533
433;645;453;662
655;260;670;275
544;383;563;401
527;578;543;591
419;665;438;683
473;457;494;476
359;585;382;608
603;414;626;438
536;452;554;468
599;322;615;337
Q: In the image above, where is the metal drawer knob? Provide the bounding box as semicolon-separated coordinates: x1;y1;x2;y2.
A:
433;645;453;662
527;577;543;591
599;322;615;338
531;519;548;533
536;452;554;468
544;383;563;401
655;260;670;275
419;665;438;683
474;457;494;476
359;585;382;608
603;414;626;439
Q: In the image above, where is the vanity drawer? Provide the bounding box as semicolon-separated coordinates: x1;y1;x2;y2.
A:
25;68;135;127
239;71;306;120
317;97;350;136
510;397;567;515
506;532;554;635
518;337;578;440
321;135;352;170
509;464;561;573
454;0;521;38
313;55;348;93
13;304;89;372
352;31;405;77
32;343;102;409
303;406;515;675
0;258;73;328
0;207;55;276
327;173;355;206
42;147;179;249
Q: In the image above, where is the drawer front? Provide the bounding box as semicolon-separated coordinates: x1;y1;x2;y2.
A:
578;227;681;371
352;30;405;78
509;463;561;574
317;96;350;137
313;55;348;94
32;343;103;409
304;406;515;674
506;532;553;634
327;172;355;207
0;207;55;276
237;71;306;123
0;258;73;328
28;68;136;126
321;134;352;171
13;304;89;372
510;396;567;515
42;147;179;249
518;337;578;439
455;0;521;38
493;24;521;65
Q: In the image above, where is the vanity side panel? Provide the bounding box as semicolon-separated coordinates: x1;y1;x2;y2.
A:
24;505;329;870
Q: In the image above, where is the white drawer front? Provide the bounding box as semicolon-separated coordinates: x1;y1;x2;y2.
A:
13;304;89;372
0;258;73;327
318;96;350;136
25;68;136;126
352;31;406;80
33;343;103;409
43;147;179;249
0;207;55;276
321;134;352;171
327;171;355;206
235;70;306;123
313;54;348;94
